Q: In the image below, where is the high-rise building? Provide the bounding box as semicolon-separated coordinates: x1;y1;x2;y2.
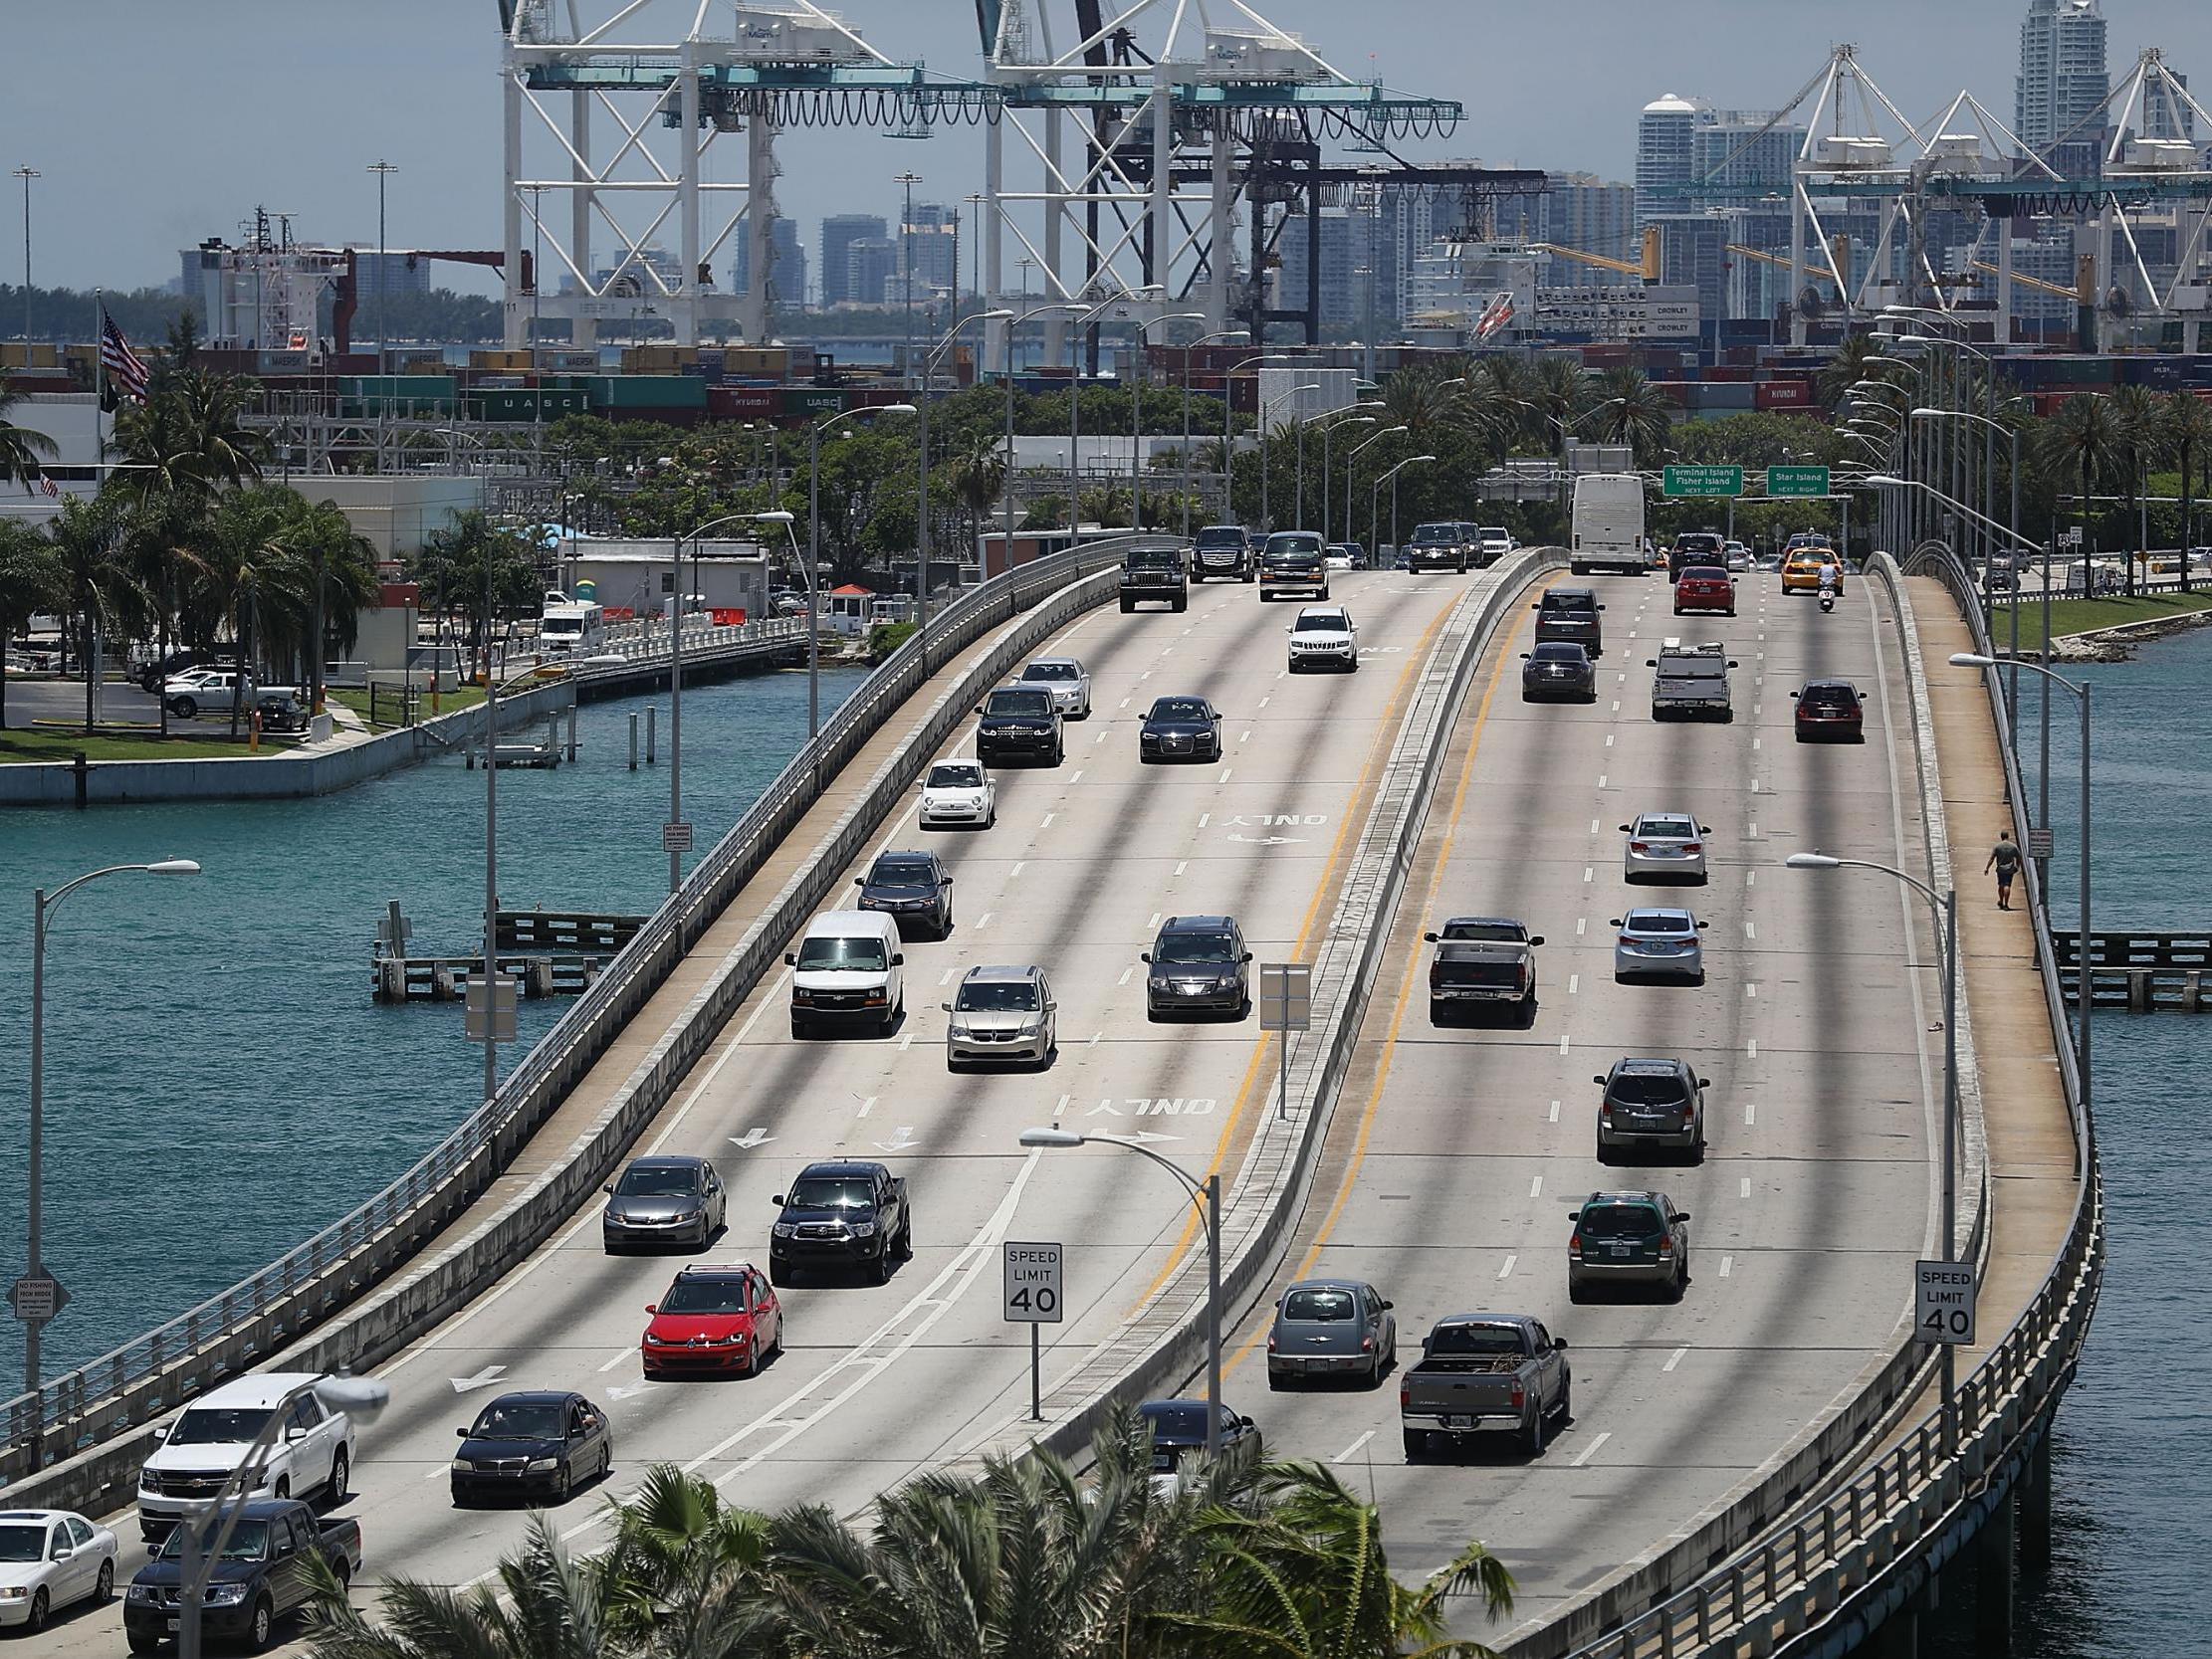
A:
843;236;900;307
900;203;960;301
1492;173;1641;289
733;217;808;310
2143;71;2195;142
2016;0;2107;157
1637;93;1706;227
1692;113;1803;202
819;213;886;307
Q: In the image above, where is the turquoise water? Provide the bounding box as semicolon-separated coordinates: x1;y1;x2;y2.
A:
0;665;868;1387
2010;629;2211;1657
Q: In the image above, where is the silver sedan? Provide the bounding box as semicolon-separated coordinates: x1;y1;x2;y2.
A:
1014;656;1092;719
1265;1278;1397;1387
1621;810;1709;883
1611;908;1709;982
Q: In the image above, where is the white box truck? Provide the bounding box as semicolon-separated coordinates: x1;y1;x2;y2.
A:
1570;475;1649;576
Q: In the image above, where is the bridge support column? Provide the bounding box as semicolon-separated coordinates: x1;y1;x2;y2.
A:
2018;1430;2054;1573
1975;1486;2018;1655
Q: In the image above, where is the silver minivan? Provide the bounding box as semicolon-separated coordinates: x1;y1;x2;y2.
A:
786;910;905;1037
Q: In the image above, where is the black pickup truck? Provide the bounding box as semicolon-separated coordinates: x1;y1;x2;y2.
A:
1649;643;1737;722
770;1159;913;1284
124;1499;361;1654
1119;547;1189;613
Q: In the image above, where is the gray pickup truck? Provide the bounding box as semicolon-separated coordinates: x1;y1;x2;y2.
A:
1423;917;1542;1021
1648;642;1737;722
124;1498;361;1654
1399;1314;1572;1459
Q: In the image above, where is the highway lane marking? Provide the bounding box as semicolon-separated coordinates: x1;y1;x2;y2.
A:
1148;913;1161;929
977;911;995;929
1590;818;1600;834
1748;820;1758;837
1744;921;1756;939
1739;1177;1752;1198
940;967;956;984
1335;1429;1377;1462
1744;1102;1756;1126
1606;733;1614;746
1008;861;1026;879
1095;731;1110;746
1174;861;1189;876
1497;1254;1517;1279
1583;866;1593;883
1746;984;1757;998
1217;766;1233;782
1069;769;1083;782
1611;701;1620;713
1199;813;1211;828
898;1029;917;1052
1140;670;1153;680
1720;1255;1734;1277
1576;918;1586;936
1220;590;1513;1348
597;1348;634;1373
1239;729;1252;743
1119;697;1131;709
1548;1100;1561;1123
1597;774;1606;787
1745;870;1756;888
1570;1431;1612;1468
1039;813;1055;830
1567;974;1579;995
1558;1034;1570;1055
859;1095;877;1119
1746;1038;1757;1057
1258;697;1270;709
1119;966;1134;986
1662;1347;1687;1373
1752;737;1762;751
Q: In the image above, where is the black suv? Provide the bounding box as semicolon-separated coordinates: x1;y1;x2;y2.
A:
975;686;1064;765
1595;1058;1708;1163
1667;531;1726;581
1144;915;1252;1019
1405;522;1467;574
1532;588;1604;656
1192;524;1256;583
853;849;954;938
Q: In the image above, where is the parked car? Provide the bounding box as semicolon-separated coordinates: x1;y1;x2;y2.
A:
918;759;995;830
1621;810;1710;883
640;1263;783;1377
1793;679;1867;741
1139;695;1224;763
1145;915;1251;1019
1595;1057;1708;1162
854;849;955;938
254;692;311;733
1014;656;1092;719
975;686;1064;766
123;1500;360;1656
770;1160;912;1285
0;1511;117;1635
163;669;254;721
602;1153;727;1251
1521;642;1597;703
135;1372;354;1543
449;1390;612;1507
1399;1314;1571;1459
1266;1279;1397;1388
1611;907;1709;983
1568;1190;1691;1303
137;649;234;696
943;963;1056;1070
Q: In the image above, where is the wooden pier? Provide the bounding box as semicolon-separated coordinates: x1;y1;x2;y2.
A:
371;904;648;1003
2051;932;2212;1011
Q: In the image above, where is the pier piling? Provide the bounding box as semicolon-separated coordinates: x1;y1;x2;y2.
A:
628;713;638;770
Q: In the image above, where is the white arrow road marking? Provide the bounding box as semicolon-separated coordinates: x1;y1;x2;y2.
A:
875;1127;920;1153
451;1365;508;1394
606;1380;657;1401
1227;834;1306;846
730;1128;774;1149
1100;1129;1184;1146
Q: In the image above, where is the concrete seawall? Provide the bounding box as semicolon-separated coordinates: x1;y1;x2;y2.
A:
0;679;575;807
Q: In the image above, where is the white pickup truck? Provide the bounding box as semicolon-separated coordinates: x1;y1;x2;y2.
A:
135;1371;355;1542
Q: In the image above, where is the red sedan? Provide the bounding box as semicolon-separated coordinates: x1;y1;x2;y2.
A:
1793;680;1866;741
641;1263;782;1378
1672;565;1736;616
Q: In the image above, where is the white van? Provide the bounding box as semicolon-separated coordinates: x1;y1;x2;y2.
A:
135;1370;355;1540
1570;475;1649;576
785;910;906;1037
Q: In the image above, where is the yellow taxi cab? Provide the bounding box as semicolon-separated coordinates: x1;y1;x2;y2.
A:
1781;549;1844;595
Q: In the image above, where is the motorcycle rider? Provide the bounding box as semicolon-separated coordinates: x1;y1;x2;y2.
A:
1818;557;1839;609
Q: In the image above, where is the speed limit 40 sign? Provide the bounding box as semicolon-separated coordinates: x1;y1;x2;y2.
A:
1003;1241;1063;1324
1915;1260;1977;1346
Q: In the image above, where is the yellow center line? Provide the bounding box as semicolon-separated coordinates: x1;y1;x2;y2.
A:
1127;590;1464;1312
1222;588;1537;1374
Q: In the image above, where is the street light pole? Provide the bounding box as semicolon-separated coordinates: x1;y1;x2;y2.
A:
1066;289;1160;544
1315;404;1380;548
1371;455;1436;566
1019;1129;1223;1458
919;310;1010;650
1345;424;1406;549
25;860;201;1397
12;166;38;348
1129;313;1204;534
1002;302;1083;557
1786;852;1958;1452
1181;328;1246;535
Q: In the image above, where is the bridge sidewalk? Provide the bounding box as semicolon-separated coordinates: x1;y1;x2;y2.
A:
1893;577;2081;1426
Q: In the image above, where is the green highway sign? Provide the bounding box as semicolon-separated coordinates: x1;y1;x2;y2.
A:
1766;465;1833;498
1662;465;1744;498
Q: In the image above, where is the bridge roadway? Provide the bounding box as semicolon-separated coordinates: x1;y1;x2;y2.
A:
1218;567;1939;1644
50;560;1940;1653
48;566;1473;1650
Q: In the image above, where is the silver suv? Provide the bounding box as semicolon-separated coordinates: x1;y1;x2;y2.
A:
943;964;1056;1069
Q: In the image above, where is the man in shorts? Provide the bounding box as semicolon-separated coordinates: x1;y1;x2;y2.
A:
1986;834;2021;910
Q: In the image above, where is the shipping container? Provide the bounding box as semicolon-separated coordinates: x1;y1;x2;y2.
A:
1754;378;1816;410
465;388;589;421
708;385;780;420
469;349;534;370
588;374;711;410
776;386;849;420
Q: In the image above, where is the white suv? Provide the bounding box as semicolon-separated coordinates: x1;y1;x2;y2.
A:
1286;605;1358;673
135;1371;355;1541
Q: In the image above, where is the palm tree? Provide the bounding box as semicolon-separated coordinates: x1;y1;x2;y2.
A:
45;494;149;732
944;434;1009;559
201;486;310;735
2110;384;2162;595
1587;367;1674;468
1378;365;1466;437
1818;331;1886;412
0;519;63;730
591;1463;773;1643
282;494;379;712
413;510;541;680
2039;393;2125;598
0;389;60;494
2164;391;2212;593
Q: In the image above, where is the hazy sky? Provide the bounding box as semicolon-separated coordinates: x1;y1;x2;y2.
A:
4;0;2206;294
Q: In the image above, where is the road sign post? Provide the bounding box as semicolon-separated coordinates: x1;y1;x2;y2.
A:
1003;1240;1063;1421
1258;962;1312;1122
2025;828;2055;861
1662;464;1744;499
1915;1259;1977;1346
1766;465;1833;499
661;820;694;855
8;1273;68;1327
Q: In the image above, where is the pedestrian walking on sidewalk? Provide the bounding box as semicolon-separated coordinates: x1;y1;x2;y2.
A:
1986;834;2021;910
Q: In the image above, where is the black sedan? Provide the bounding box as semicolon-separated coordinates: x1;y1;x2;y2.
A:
450;1391;612;1506
854;849;954;938
1139;1398;1262;1482
1139;696;1223;763
1520;642;1597;703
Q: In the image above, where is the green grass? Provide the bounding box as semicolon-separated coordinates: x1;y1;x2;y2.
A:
1996;589;2212;652
0;729;273;763
328;685;487;729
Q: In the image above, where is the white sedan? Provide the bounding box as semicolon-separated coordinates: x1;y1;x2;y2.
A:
919;758;996;830
1286;605;1358;672
1014;656;1092;720
0;1510;118;1633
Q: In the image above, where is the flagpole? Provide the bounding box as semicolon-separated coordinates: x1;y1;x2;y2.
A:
93;288;105;462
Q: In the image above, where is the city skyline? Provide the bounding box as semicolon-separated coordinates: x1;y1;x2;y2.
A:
5;0;2207;295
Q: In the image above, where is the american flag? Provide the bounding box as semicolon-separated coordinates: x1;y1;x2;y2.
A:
37;474;59;498
100;311;150;405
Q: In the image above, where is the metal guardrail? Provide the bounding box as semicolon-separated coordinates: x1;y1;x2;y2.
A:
576;614;808;675
1544;554;2102;1657
0;535;1174;1485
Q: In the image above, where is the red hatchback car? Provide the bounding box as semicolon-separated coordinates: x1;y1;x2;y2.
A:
641;1263;782;1378
1672;565;1736;616
1793;680;1866;741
